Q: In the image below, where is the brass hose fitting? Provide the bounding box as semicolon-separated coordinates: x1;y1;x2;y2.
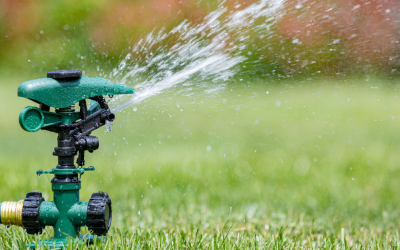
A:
1;200;24;227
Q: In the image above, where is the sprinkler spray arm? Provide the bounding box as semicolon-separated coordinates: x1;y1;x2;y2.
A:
41;95;115;167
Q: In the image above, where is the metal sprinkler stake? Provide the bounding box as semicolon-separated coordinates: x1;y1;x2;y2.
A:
0;70;134;249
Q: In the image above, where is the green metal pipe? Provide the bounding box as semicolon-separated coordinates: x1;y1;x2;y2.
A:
39;201;88;226
39;201;60;226
67;202;88;227
52;183;81;240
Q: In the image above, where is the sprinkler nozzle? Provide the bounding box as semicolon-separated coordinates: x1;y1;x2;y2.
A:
12;70;134;248
0;200;24;227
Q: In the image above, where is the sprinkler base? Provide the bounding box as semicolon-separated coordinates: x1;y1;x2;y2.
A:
26;234;99;249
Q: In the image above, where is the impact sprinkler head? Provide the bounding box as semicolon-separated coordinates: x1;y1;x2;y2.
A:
0;70;134;249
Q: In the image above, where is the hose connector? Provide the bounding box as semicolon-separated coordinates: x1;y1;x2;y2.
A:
0;200;24;227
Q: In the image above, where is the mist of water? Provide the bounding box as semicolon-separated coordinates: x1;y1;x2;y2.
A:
108;0;284;113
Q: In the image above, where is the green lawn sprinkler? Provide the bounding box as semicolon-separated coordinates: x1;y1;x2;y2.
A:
0;70;134;249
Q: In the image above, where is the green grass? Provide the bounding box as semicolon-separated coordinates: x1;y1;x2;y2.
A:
1;76;400;249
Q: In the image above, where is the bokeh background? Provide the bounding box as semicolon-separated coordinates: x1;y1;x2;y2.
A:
1;0;400;77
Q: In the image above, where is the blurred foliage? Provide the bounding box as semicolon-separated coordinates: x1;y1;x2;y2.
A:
0;0;399;78
273;0;400;76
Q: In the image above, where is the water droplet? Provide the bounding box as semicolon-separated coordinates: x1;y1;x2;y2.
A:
106;120;113;132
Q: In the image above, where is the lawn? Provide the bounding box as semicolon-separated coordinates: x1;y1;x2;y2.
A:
0;76;400;249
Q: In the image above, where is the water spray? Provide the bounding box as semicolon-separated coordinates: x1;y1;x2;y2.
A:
0;70;134;249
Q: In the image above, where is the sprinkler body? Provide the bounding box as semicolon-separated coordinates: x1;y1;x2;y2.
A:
0;70;134;249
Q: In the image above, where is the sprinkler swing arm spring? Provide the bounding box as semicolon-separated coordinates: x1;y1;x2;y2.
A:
0;70;134;249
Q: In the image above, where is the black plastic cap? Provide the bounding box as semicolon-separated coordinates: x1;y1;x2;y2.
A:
87;191;112;236
22;192;45;235
47;70;82;80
